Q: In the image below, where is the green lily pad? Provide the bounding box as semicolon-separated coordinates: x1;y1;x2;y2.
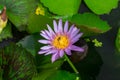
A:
84;0;119;14
32;55;64;80
46;70;79;80
116;28;120;52
27;13;53;33
69;13;111;36
0;0;37;31
0;5;4;13
40;0;81;16
17;35;36;56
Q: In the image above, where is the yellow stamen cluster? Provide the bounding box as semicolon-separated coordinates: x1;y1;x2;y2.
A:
35;6;45;16
92;39;102;47
53;35;69;49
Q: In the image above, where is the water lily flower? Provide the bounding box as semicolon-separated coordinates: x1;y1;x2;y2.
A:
38;19;84;62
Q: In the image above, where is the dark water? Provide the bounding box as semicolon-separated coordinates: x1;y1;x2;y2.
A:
79;1;120;80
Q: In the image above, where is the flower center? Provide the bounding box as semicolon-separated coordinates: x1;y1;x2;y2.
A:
53;35;69;49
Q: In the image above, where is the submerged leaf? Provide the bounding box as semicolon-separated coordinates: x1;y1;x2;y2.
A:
1;44;36;80
84;0;119;14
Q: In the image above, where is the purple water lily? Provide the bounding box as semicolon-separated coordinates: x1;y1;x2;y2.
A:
38;19;84;62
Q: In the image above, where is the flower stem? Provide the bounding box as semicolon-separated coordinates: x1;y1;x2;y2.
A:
64;54;79;74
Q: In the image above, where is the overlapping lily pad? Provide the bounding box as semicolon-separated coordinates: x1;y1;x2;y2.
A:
41;0;81;16
84;0;119;14
1;44;36;80
0;0;37;31
69;13;111;36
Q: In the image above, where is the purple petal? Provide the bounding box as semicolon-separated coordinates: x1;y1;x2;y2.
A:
65;49;72;55
45;49;57;55
41;45;52;50
40;33;50;40
68;25;74;34
58;19;63;33
59;50;64;57
38;50;49;54
64;21;68;33
38;40;51;44
70;45;84;52
41;31;46;34
53;20;58;33
51;52;60;63
47;24;55;35
45;30;53;40
70;29;80;39
71;33;83;44
71;27;77;34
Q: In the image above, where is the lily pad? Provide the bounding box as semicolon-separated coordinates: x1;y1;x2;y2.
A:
69;13;111;36
0;0;37;31
40;0;81;16
46;70;79;80
84;0;119;14
32;55;64;80
27;14;53;33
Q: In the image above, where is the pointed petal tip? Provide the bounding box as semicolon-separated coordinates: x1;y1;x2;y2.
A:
59;50;64;57
70;45;84;52
38;51;45;54
51;53;59;63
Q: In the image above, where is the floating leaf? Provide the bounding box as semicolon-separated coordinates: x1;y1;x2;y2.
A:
1;44;36;80
69;13;111;36
40;0;81;16
0;22;12;42
46;70;79;80
17;35;36;56
32;69;57;80
27;14;53;33
0;5;4;12
17;33;45;56
32;54;64;80
0;0;37;31
84;0;119;14
116;28;120;52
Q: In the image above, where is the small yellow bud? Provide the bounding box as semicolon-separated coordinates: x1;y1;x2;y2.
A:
35;6;45;16
0;6;7;33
